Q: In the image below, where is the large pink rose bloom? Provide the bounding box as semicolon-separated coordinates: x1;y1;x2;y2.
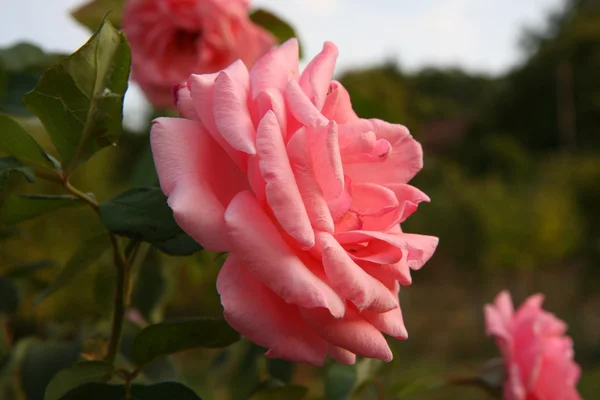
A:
150;39;438;365
122;0;275;107
485;291;582;400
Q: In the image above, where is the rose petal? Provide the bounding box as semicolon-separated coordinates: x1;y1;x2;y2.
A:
318;232;400;313
286;79;329;130
287;128;335;233
250;38;300;99
351;183;399;217
217;254;328;366
300;306;393;361
254;89;288;139
213;60;256;154
299;41;338;110
322;81;359;123
309;121;345;200
151;118;249;251
362;307;408;340
257;111;315;249
335;230;439;271
344;120;423;185
188;72;247;170
173;83;199;120
328;345;357;365
225;191;345;317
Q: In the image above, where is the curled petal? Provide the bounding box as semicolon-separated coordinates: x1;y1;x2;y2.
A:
299;41;338;110
250;38;300;99
328;345;357;365
188;73;247;170
151;118;248;251
318;232;400;313
286;79;329;130
287;129;335;233
225;192;345;317
322;81;359;123
362;307;408;340
217;255;328;366
173;83;199;120
300;306;393;361
344;120;423;185
254;89;288;139
351;183;399;217
257;111;315;249
336;230;439;271
213;60;256;154
309;121;345;200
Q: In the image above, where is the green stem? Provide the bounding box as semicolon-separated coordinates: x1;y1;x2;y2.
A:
105;234;129;364
35;171;134;366
63;181;99;211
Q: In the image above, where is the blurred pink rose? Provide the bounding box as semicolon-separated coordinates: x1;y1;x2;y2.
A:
122;0;275;107
485;291;582;400
150;39;438;365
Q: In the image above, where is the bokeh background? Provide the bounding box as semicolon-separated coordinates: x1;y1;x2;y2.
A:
1;0;599;399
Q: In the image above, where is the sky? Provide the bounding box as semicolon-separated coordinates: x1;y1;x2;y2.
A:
0;0;565;125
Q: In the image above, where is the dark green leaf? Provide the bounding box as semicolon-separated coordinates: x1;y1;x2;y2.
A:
250;9;303;57
0;43;65;115
72;0;125;31
131;318;241;366
0;156;35;191
99;187;202;256
18;340;82;400
6;260;55;278
325;364;357;400
35;233;111;304
0;43;46;71
268;358;295;384
1;194;82;225
44;361;113;400
62;382;202;400
153;230;203;256
249;385;308;400
23;19;130;172
131;250;166;321
0;277;19;315
0;116;54;168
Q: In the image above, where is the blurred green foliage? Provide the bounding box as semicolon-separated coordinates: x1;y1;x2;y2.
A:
1;0;600;399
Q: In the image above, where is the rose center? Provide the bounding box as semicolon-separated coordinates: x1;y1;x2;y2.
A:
173;29;201;53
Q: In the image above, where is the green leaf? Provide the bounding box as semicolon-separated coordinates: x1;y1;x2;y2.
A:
0;157;35;191
1;194;82;225
131;318;241;366
44;361;113;400
72;0;125;31
0;116;54;168
23;19;130;173
325;364;357;400
0;43;65;115
35;233;111;304
0;43;47;71
61;382;202;400
0;276;19;315
250;9;303;57
130;250;167;321
17;340;82;400
99;187;202;256
268;359;295;384
249;386;308;400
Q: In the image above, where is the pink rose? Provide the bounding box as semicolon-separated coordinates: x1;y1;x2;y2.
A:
122;0;275;107
150;39;438;365
485;291;582;400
